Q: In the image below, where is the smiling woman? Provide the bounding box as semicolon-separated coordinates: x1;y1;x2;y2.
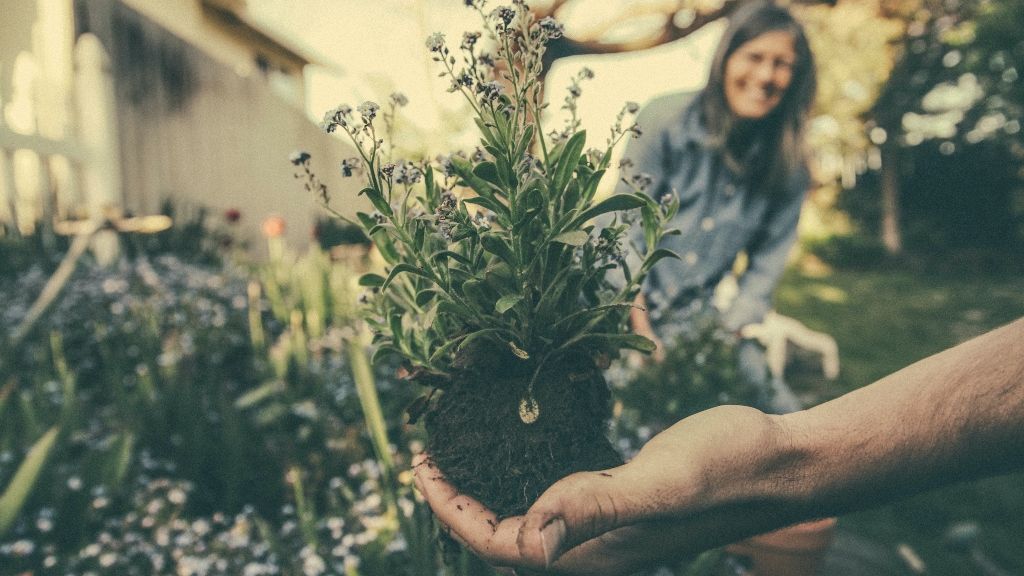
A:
723;30;796;120
624;0;818;418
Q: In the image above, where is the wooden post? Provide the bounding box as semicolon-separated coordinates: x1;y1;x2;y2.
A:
0;148;22;237
73;33;122;265
880;144;903;255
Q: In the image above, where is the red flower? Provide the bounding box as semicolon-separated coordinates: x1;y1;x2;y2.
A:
224;208;241;224
262;215;286;238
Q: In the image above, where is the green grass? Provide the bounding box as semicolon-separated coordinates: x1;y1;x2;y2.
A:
774;261;1024;575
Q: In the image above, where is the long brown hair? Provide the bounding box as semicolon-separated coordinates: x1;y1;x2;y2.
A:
701;1;816;196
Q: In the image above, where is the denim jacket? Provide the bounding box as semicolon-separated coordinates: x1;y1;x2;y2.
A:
617;91;808;333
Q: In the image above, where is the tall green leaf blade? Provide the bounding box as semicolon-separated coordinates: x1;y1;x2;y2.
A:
0;426;60;536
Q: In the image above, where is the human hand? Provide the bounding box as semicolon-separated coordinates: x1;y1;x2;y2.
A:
414;405;787;575
629;297;665;365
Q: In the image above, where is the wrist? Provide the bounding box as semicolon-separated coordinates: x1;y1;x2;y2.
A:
703;409;820;523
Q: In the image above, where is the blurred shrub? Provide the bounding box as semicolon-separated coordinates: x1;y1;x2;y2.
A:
0;237;434;574
612;314;758;454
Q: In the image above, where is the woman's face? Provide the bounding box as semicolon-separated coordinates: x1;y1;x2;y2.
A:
723;30;796;120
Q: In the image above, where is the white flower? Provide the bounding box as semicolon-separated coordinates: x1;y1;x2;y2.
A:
426;32;446;52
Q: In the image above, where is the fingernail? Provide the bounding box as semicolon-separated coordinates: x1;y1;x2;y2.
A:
540;518;566;567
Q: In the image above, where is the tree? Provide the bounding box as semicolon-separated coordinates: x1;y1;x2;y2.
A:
867;0;1024;254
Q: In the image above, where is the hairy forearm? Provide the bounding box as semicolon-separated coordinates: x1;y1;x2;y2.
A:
496;319;1024;575
767;317;1024;519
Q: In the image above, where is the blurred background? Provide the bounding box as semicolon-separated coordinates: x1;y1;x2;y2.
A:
1;0;1022;574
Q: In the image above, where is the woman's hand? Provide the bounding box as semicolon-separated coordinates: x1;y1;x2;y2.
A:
413;406;790;575
630;293;665;364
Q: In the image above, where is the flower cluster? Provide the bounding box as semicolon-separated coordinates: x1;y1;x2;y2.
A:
0;243;426;575
299;0;679;385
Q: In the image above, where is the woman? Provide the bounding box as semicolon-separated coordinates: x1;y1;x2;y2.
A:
624;0;817;414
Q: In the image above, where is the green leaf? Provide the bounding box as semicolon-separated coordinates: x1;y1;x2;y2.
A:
515;125;535;159
552;230;589;246
106;432;135;489
474;162;501;186
461;278;492;311
360;187;394;217
389;313;408;355
568;193;646;229
356;211;377;229
563;333;657;353
463;197;510;221
582;169;606;204
371;344;401;366
438;299;478;323
0;426;60;536
358;273;386;287
431;250;472;266
480;234;517;266
423;165;438;208
454;328;509;354
642;205;658;254
451;156;502;199
495;294;523;314
475;118;499;149
235;380;286;408
553;131;587;194
551;303;637;331
642;248;681;273
415;289;439;307
381;263;433;292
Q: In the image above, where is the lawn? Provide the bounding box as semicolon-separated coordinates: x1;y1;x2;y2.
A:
774;258;1024;575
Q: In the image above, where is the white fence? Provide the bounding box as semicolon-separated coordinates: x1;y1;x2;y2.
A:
1;0;361;252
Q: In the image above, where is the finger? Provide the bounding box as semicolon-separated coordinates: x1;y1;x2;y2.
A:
413;456;525;565
517;468;632;569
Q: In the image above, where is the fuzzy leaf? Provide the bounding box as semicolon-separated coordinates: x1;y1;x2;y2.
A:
642;248;681;273
371;344;401;366
381;263;432;292
552;230;589;246
431;250;472;266
437;300;477;323
360;187;393;217
451;156;502;200
495;294;523;314
568;193;646;229
563;333;657;353
359;273;386;287
582;169;606;204
515;125;535;159
474;119;499;149
552;131;587;194
415;289;439;307
463;197;510;221
480;234;517;266
473;162;502;186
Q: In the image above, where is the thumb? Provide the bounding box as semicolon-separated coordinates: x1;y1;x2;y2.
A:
516;467;633;569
